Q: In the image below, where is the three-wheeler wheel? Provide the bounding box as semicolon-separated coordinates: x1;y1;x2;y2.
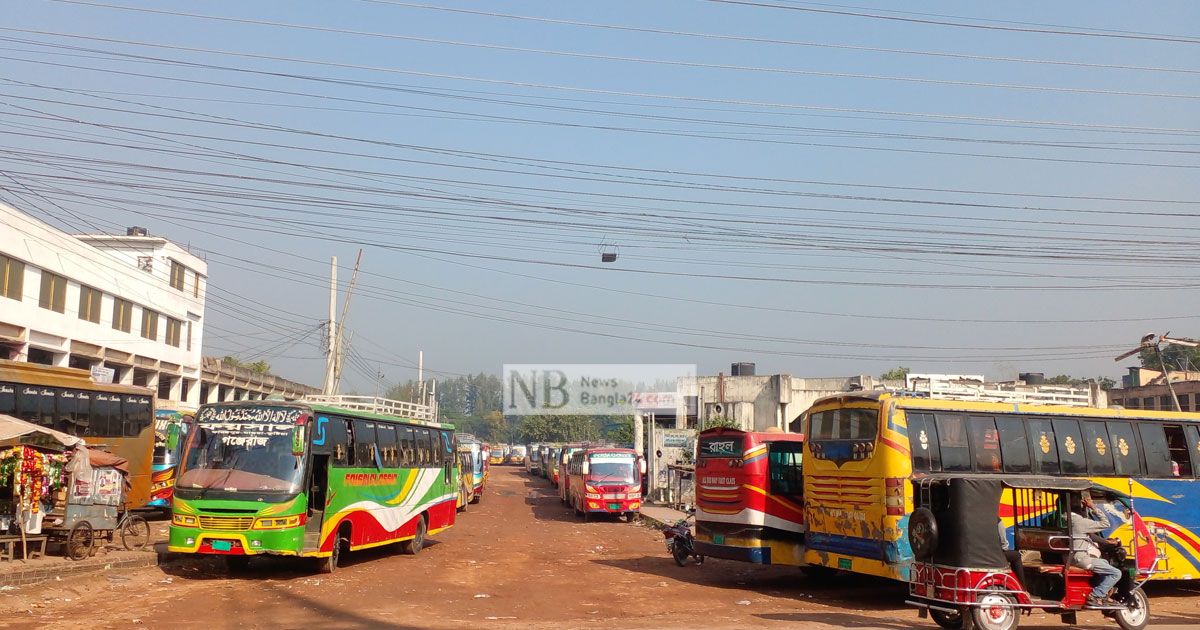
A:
66;521;94;561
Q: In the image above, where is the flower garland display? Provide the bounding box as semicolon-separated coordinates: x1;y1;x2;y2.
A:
0;446;69;513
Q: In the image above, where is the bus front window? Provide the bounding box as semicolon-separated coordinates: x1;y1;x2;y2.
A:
178;431;303;493
589;459;636;485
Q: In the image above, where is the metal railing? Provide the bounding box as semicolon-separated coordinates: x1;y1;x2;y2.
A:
902;376;1097;407
302;395;436;422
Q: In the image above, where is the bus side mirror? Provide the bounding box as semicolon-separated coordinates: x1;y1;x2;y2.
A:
581;461;590;475
166;423;180;451
291;425;306;456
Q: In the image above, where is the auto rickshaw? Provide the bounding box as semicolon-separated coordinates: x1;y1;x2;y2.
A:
906;475;1162;630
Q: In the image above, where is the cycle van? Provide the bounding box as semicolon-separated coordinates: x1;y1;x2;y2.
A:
906;475;1162;630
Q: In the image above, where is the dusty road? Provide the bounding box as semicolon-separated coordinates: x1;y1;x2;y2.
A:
4;466;1200;629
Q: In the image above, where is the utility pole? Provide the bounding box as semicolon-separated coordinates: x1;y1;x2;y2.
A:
321;250;363;396
330;250;363;394
417;350;424;404
322;256;337;395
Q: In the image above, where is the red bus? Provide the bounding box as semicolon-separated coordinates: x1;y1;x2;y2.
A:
567;447;644;521
694;427;805;565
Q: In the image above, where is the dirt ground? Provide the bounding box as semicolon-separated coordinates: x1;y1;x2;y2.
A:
3;467;1200;629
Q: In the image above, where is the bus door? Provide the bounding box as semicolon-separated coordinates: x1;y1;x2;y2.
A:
440;431;453;485
304;415;343;550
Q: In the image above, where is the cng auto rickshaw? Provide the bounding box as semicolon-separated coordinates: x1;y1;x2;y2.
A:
906;475;1162;630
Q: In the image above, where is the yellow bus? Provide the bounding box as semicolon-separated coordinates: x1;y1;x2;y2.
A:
0;360;156;508
802;392;1200;581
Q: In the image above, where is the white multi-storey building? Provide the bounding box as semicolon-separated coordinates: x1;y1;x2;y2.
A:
0;202;207;406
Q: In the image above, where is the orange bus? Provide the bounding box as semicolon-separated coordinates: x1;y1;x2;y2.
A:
0;360;156;508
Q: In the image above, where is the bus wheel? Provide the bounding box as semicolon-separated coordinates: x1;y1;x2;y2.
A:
318;529;348;574
402;516;427;555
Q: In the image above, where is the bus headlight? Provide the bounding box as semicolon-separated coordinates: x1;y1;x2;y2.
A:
172;514;198;527
252;515;303;530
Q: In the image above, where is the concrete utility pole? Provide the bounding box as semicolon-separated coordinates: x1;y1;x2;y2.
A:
417;350;424;404
322;256;338;395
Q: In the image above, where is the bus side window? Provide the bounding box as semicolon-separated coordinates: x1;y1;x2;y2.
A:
1027;419;1060;474
440;431;453;465
124;395;152;437
935;414;971;472
1080;421;1115;475
1051;419;1086;475
1163;424;1193;477
1138;423;1173;478
398;427;414;467
907;412;940;472
0;383;15;415
1186;425;1200;479
995;415;1030;473
767;443;803;496
968;416;1002;473
377;424;398;467
326;417;350;467
354;421;377;468
1105;422;1143;476
416;429;432;467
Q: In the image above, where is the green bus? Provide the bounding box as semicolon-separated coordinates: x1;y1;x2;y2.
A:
168;398;458;572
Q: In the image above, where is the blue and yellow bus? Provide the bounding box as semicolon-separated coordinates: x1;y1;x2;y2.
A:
802;392;1200;581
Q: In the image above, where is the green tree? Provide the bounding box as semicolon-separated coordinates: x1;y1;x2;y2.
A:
220;356;271;374
1140;345;1200;373
701;415;741;430
879;367;910;381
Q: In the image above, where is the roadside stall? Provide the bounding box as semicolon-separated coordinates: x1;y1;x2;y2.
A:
0;413;81;561
0;414;149;561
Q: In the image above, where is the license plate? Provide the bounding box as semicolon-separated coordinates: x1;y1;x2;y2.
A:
211;541;233;552
608;503;621;510
714;534;725;545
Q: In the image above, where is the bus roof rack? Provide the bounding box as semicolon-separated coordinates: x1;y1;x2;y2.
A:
302;395;437;422
882;374;1099;407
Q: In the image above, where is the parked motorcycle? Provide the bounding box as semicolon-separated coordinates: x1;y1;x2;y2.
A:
663;509;704;567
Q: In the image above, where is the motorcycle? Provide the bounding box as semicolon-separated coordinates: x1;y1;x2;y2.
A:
663;509;704;567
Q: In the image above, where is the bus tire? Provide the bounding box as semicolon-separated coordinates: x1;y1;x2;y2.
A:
469;492;481;505
909;507;940;560
318;526;349;574
402;515;427;555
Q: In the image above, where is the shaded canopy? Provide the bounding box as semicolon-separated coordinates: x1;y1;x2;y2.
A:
0;413;87;450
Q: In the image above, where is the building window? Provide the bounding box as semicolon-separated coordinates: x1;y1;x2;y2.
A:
1161;395;1175;411
169;260;186;291
1179;394;1191;412
0;253;23;300
193;270;201;297
38;271;67;313
112;298;133;333
77;285;102;323
141;309;159;341
165;318;182;347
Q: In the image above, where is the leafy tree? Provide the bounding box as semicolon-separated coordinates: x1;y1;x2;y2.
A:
701;415;741;430
879;367;910;381
1139;345;1200;373
220;356;271;374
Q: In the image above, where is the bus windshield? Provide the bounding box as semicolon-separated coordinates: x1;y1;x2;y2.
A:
588;456;636;484
177;405;305;495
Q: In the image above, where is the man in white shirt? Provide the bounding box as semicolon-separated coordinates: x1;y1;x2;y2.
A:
1068;494;1122;607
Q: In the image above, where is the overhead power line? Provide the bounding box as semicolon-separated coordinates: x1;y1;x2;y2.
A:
702;0;1200;44
29;2;1200;100
354;1;1200;75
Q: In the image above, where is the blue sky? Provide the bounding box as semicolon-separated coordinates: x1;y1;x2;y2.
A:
2;1;1199;391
